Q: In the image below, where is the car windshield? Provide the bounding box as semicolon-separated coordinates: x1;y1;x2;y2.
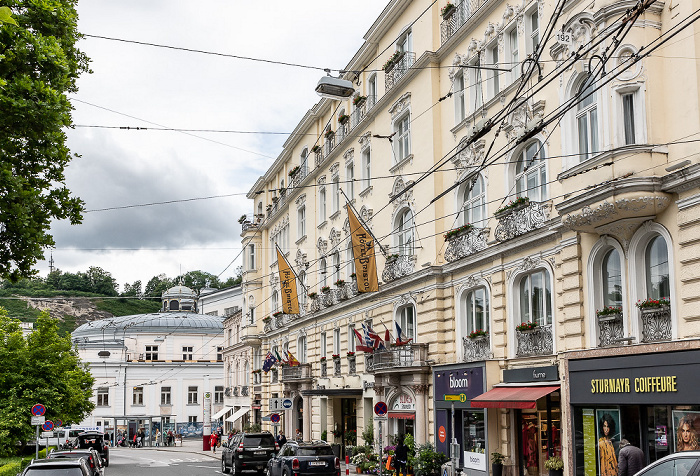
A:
243;435;275;446
297;447;334;456
25;468;84;476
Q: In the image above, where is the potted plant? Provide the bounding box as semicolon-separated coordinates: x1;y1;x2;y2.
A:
321;286;331;293
491;452;504;476
441;2;456;18
347;351;355;357
272;311;283;317
544;456;564;476
308;292;318;299
495;196;530;217
636;297;670;309
383;50;405;72
596;306;622;322
467;329;488;339
288;166;300;177
385;253;400;263
320;356;327;362
338;114;350;125
321;430;328;442
325;129;335;139
444;223;474;240
263;316;272;323
238;214;248;224
353;95;367;107
312;145;322;153
350;273;357;280
414;442;448;476
335;279;345;287
332;354;341;360
516;321;539;332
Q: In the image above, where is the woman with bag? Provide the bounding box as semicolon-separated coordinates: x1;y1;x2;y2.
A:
394;437;408;476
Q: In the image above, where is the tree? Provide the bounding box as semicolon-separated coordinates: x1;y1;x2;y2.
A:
0;0;90;282
84;266;117;296
145;274;173;298
174;271;222;293
0;309;94;455
122;280;142;298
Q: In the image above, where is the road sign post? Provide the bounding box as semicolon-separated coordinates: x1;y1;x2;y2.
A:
31;404;46;460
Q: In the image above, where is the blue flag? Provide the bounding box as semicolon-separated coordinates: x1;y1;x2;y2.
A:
262;351;277;373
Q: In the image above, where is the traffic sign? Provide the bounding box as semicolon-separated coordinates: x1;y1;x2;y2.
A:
282;398;293;410
41;431;54;438
55;419;63;427
31;416;45;425
270;413;280;423
374;401;388;416
374;415;388;421
269;398;282;412
31;404;46;417
444;394;467;402
42;420;54;432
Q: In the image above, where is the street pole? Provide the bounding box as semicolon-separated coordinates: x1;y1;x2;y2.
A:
35;425;39;460
378;421;383;476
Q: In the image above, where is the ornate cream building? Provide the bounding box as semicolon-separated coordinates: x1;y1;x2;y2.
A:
238;0;700;474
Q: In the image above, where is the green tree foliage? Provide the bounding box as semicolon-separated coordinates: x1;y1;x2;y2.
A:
144;274;173;298
0;309;94;455
121;280;142;297
0;0;90;282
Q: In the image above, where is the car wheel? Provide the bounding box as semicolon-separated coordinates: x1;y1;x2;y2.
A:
283;467;292;476
232;460;238;476
103;459;109;468
222;456;230;474
264;466;271;476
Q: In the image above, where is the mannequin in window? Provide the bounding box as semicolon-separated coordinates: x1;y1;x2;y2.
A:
598;413;618;476
521;420;538;475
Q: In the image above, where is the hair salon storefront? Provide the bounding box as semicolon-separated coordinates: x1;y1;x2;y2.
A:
567;347;700;476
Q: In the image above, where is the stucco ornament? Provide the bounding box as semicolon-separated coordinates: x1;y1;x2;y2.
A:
452;138;486;173
507;255;543;279
317;237;328;256
295;249;307;269
329;228;341;249
389;92;411;121
502;100;546;142
389;177;415;212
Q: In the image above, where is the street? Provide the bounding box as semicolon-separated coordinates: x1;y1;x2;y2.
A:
105;442;221;476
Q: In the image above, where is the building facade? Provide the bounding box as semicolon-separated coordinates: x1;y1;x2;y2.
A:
239;0;700;474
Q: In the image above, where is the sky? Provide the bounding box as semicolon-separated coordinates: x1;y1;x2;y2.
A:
35;0;390;290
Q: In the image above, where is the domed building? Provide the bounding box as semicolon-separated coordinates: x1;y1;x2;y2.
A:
72;284;225;444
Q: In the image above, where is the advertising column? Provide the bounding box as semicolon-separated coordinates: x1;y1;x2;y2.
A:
203;391;212;451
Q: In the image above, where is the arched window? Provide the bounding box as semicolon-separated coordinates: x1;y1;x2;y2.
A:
320;257;327;287
576;78;599;161
462;175;486;226
518;270;552;326
644;235;669;300
396;208;414;256
397;304;416;342
257;202;263;216
462;287;489;335
271;290;279;313
169;300;179;311
244;361;250;385
235;362;240;386
515;140;546;201
297;336;307;363
602;249;623;308
301;148;309;175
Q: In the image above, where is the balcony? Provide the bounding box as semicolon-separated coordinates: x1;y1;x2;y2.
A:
281;363;313;383
640;306;671;343
597;313;624;347
382;255;416;283
515;324;553;357
291;167;308;189
385;52;416;91
365;343;430;373
440;0;480;45
324;134;336;157
314;149;324;168
350;95;376;130
337;122;349;143
463;335;492;362
494;201;549;242
240;386;249;397
321;360;328;377
444;227;489;262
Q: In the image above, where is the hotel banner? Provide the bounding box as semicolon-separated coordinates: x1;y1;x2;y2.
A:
276;246;300;314
347;204;378;292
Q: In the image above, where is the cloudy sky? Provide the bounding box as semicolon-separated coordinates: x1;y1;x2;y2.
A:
36;1;389;289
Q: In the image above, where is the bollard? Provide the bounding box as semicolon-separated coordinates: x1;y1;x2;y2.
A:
346;454;350;476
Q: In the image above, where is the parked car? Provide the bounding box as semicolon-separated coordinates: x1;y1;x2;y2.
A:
48;449;104;476
266;441;340;476
221;431;278;474
634;451;700;475
21;458;92;476
76;431;110;467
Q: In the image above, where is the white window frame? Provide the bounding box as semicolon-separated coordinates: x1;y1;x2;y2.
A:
462;287;490;335
321;332;327;359
271;290;279;313
516;269;553;326
526;9;539;55
248;244;255;270
182;346;193;361
97;388;109;407
297;335;307;363
319;186;327;223
298;205;306;239
332;175;340;214
368;74;377;107
320;257;328;288
461;175;486;226
301;148;309;175
214;386;224;404
507;27;520;83
587;239;628;347
333;328;341;355
487;42;500;99
332;251;340;284
575;77;600;162
161;387;171;405
513;139;547;202
348;325;356;352
298;270;307;308
346;161;354;200
469;55;483;112
394;113;411;163
346;241;355;277
187;386;198;405
454;68;466;124
145;345;158;361
361;147;371;190
396;304;416;342
395;207;414;256
613;84;646;147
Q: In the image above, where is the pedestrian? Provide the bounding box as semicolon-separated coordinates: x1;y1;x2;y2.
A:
276;431;287;447
394;436;409;476
155;429;160;447
295;429;302;442
132;432;138;448
618;439;645;476
167;430;174;447
228;431;234;445
210;432;219;453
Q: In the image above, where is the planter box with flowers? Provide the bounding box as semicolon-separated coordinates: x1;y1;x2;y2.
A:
349;273;357;281
495;196;530;218
338;114;350;125
636;298;670;310
596;306;624;347
444;223;474;241
312;145;322;154
468;329;488;340
252;369;262;374
637;298;671;343
332;354;341;361
544;456;564;476
308;292;318;299
320;356;327;362
441;2;456;19
353;95;367;107
335;279;345;288
383;51;406;73
596;306;622;322
325;130;335;139
347;352;355;358
321;286;331;294
272;311;283;318
288;166;301;178
263;316;272;323
385;253;400;264
516;321;539;332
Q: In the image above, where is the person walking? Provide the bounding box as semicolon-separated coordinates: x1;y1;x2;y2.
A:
394;436;409;476
276;431;287;446
618;439;645;476
295;429;303;442
210;432;219;453
155;429;161;447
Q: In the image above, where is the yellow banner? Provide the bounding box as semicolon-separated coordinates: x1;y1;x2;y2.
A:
347;204;378;292
276;247;300;314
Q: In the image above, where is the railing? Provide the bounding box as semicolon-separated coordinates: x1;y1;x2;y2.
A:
515;324;553;357
348;355;356;375
281;363;312;381
598;313;624;347
240;386;249;396
463;335;491;361
382;255;416;283
350;95;376;130
440;0;480;45
365;343;429;372
321;360;328;377
494;201;549;242
334;358;341;376
444;227;489;262
314;150;324;168
337;122;349;143
385;52;416;91
291;167;308;188
640;306;672;343
324;135;336;157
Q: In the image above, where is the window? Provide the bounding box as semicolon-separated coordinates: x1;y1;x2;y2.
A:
97;388;109;406
320;257;328;288
602;249;623;307
348;325;356;352
188;416;197;423
217;346;223;361
463;288;489;335
161;387;171;405
334;328;341;355
248;244;255;270
508;28;519;82
469;56;483;111
214;386;224;404
249;307;255;325
244;361;250;385
622;92;636;145
454;69;466;123
528;10;539;54
346;162;354;200
346;241;355;276
257;202;263;216
145;345;158;361
397;29;412;54
361;147;371;189
368;74;377;107
395;114;411;162
644;235;670;300
132;386;143;405
272;290;279;313
488;43;500;98
298;205;306;239
576;78;599;161
397;305;416;342
396;208;414;256
297;336;307;363
332;252;340;284
182;346;193;361
462;175;486;226
518;270;552;326
515;140;547;202
321;332;327;359
301;148;309;175
270;223;290;261
332;176;340;214
188;386;198;404
298;271;307;308
319;186;327;222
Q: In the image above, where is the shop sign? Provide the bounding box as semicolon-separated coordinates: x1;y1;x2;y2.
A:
392;393;415;411
503;365;558;383
463;451;486;471
434;367;484;403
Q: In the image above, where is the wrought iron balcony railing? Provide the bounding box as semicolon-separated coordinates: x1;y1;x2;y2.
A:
314;150;324;168
440;0;480;45
463;335;492;362
598;313;624;347
385;52;416;91
640;306;671;343
350;95;376;130
321;360;327;377
382;255;416;283
515;324;553;357
444;227;489;262
281;363;313;382
241;386;249;396
348;355;356;375
494;201;549;242
334;358;341;376
324;135;336;156
337;122;349;143
365;343;429;372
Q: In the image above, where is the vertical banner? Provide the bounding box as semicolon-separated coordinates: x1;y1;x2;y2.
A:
203;391;212;451
582;409;595;476
276;247;300;314
346;204;378;292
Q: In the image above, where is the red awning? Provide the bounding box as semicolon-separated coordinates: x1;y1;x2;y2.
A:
470;386;559;409
388;412;415;420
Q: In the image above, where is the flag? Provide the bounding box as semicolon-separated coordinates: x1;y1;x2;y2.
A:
353;328;373;352
276;246;300;314
274;348;286;365
347;204;379;292
395;322;413;346
363;323;385;350
262;351;277;373
287;350;300;367
384;328;392;344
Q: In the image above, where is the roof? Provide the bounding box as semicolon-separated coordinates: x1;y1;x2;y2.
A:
72;312;224;339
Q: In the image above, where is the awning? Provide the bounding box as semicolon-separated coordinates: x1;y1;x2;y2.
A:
226;406;251;423
212;406;233;420
388;412;415;420
471;386;559;409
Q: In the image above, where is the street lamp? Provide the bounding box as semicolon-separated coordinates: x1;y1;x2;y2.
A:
315;75;355;99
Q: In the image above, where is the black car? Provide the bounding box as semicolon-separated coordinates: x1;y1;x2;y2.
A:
21;458;92;476
76;431;110;467
267;441;340;476
48;449;104;476
221;431;278;475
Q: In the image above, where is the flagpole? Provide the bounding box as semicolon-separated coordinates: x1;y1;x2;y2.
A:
339;188;387;258
275;243;308;295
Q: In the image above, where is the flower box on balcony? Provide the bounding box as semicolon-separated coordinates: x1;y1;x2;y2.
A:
320;357;327;362
308;292;318;299
444;223;474;241
334;279;345;287
332;354;341;360
596;306;622;322
321;286;331;293
350;273;357;280
383;51;406;72
272;311;283;317
252;369;262;374
347;352;355;357
441;3;456;18
636;298;670;309
495;197;530;218
338;114;350;125
467;329;488;340
325;130;335;139
288;166;301;178
353;95;367;107
516;321;539;332
312;145;322;153
263;316;272;323
385;253;400;264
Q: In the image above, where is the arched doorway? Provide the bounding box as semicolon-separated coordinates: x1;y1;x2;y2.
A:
389;391;415;441
295;396;303;439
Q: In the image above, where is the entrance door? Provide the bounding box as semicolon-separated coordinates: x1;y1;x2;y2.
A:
295;396;303;439
341;398;357;445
